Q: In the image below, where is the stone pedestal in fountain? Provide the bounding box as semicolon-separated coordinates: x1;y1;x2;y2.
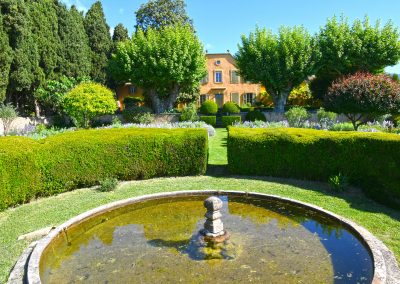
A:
202;196;229;242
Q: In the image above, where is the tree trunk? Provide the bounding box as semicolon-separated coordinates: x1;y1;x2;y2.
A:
34;99;41;117
273;92;289;113
164;85;180;112
147;89;163;114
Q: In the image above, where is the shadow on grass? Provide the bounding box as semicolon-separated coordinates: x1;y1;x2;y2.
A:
204;171;400;223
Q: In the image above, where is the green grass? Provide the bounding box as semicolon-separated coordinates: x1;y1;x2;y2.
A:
208;128;228;165
0;128;399;282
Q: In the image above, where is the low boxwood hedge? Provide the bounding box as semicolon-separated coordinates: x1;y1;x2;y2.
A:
199;116;217;126
0;128;208;210
228;127;400;209
222;116;241;128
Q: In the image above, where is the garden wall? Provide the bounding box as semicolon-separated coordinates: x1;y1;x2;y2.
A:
0;128;208;210
228;127;400;208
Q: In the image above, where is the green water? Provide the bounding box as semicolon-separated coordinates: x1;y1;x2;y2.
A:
40;195;373;283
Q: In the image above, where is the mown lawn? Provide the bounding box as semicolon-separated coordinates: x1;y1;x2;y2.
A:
0;128;399;283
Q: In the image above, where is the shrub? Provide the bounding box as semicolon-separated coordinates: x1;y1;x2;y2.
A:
328;173;348;192
122;106;154;124
288;82;313;106
98;178;119;192
245;110;266;122
228;127;400;209
329;122;355;132
63;82;117;128
180;103;198;122
0;128;208;210
222;116;241;128
317;107;337;128
326;73;400;130
0;103;18;135
199;116;216;126
285;106;309;127
123;96;144;108
200;100;218;115
222;102;240;114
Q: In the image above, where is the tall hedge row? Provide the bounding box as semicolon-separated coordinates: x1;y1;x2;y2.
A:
228;127;400;209
0;128;208;210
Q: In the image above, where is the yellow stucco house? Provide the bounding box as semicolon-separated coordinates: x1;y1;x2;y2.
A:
116;53;265;110
199;53;264;108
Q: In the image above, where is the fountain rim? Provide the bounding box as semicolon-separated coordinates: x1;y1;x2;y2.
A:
26;190;395;284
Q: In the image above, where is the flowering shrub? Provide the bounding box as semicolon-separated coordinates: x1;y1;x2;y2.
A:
326;73;400;130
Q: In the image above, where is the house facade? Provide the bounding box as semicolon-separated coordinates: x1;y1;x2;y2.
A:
116;53;264;110
199;53;264;107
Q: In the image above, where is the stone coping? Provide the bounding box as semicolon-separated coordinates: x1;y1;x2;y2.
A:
26;190;400;284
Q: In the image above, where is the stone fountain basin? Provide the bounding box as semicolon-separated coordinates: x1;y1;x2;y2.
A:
25;190;400;284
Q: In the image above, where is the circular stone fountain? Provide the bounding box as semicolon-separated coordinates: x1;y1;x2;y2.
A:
26;191;400;284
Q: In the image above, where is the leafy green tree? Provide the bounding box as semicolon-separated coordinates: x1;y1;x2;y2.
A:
325;72;400;130
1;0;42;113
35;76;90;115
312;16;400;98
109;25;206;113
84;1;112;84
236;26;316;113
135;0;193;32
0;12;12;102
63;82;117;128
56;3;91;79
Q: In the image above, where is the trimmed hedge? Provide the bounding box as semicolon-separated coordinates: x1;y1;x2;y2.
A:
222;116;241;128
0;128;208;210
199;116;217;126
228;127;400;209
245;110;266;122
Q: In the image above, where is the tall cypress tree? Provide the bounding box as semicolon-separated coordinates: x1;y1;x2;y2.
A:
0;12;12;102
84;1;112;84
1;0;42;112
29;0;61;80
113;23;129;43
57;3;91;78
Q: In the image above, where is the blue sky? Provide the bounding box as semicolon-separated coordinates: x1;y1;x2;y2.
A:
61;0;400;73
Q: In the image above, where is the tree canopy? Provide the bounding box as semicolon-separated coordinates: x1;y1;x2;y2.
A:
0;12;12;102
57;4;91;79
84;1;112;84
112;23;129;43
135;0;193;32
109;24;206;113
64;82;116;128
325;72;400;130
236;26;316;113
312;16;400;98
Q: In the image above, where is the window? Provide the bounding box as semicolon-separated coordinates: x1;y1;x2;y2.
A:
129;85;135;95
230;93;240;105
215;60;221;66
230;70;240;84
244;93;256;105
215;71;223;83
200;94;208;104
201;73;209;85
